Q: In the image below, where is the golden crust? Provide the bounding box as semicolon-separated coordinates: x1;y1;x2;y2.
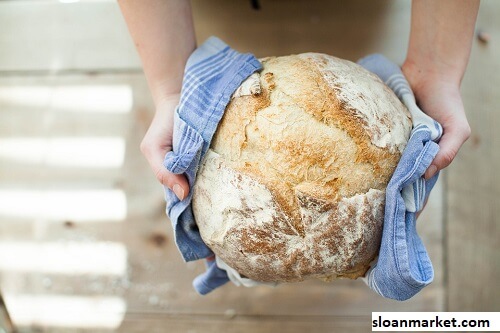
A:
193;53;411;282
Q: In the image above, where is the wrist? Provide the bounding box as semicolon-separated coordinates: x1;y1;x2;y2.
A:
401;57;463;90
402;59;461;95
150;80;182;108
155;92;181;111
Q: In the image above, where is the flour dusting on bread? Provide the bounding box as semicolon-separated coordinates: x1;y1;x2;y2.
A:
192;53;411;283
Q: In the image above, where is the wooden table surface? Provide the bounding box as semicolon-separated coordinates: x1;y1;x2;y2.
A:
0;1;498;332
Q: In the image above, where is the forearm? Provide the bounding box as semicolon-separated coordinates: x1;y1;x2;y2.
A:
403;0;479;88
118;0;196;106
401;0;479;178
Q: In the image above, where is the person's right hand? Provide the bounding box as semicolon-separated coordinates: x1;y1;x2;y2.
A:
140;94;189;200
402;62;471;180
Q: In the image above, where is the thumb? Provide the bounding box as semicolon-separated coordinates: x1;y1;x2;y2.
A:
155;164;190;201
141;143;190;200
424;123;470;180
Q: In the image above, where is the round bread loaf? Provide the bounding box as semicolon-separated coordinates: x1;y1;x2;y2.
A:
192;53;412;283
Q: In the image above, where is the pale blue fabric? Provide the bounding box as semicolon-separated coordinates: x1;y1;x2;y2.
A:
193;259;231;296
358;54;443;301
162;36;262;294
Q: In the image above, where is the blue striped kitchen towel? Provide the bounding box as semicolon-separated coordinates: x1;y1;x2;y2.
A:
358;54;443;301
163;36;262;282
164;41;443;298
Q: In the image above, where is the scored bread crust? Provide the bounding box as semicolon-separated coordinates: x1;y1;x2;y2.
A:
192;53;412;282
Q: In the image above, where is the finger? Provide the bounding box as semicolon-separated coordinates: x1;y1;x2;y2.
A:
424;123;470;179
155;166;190;201
141;141;190;200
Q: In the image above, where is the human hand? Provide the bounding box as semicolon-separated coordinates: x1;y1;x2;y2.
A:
402;63;471;180
140;94;189;200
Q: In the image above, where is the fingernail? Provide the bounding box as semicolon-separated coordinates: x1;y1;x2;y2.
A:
425;165;438;180
173;184;185;201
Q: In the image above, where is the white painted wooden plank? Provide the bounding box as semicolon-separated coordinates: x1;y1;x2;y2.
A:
0;1;141;72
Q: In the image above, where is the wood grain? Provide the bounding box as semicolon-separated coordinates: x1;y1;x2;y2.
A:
446;0;500;312
3;0;485;332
